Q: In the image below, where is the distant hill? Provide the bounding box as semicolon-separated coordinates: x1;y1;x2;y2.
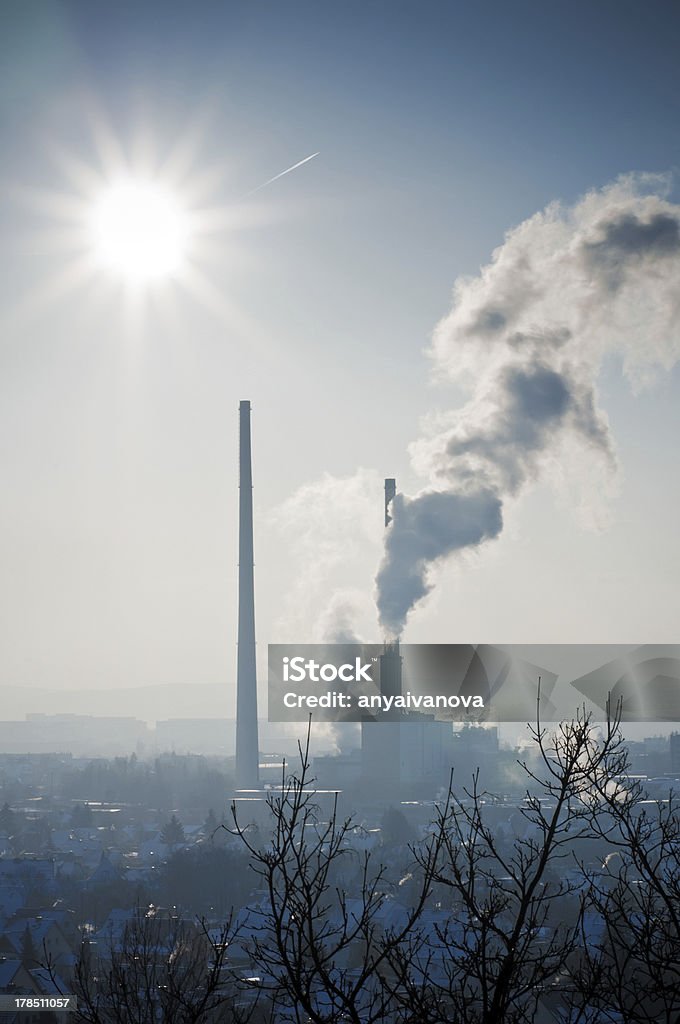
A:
0;683;233;724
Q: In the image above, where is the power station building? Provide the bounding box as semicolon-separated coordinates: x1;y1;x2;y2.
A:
360;639;456;796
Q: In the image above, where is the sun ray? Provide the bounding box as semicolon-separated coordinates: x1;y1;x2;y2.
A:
8;183;91;224
177;263;264;346
84;98;129;180
156;101;217;186
45;141;108;199
5;101;319;341
2;253;102;334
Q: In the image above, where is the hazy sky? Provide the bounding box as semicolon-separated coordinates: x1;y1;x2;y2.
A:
1;1;679;706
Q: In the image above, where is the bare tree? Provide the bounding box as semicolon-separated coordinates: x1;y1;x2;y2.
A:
49;906;256;1024
381;700;625;1024
230;728;443;1024
229;704;680;1024
569;736;680;1024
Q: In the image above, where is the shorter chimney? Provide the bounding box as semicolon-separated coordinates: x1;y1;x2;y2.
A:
384;478;396;528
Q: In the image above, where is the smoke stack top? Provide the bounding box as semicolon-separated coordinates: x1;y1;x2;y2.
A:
376;176;680;637
384;478;396;528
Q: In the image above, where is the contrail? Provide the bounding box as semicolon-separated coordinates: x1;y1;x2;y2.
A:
242;152;320;199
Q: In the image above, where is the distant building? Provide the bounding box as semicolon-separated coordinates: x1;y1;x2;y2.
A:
313;752;362;789
0;916;73;973
155;719;234;755
452;725;500;787
86;851;123;889
0;715;148;755
361;644;456;796
671;732;680;774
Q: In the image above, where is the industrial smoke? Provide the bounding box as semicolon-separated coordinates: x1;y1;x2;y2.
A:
376;175;680;637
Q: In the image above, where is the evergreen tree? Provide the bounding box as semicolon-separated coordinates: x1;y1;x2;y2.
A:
20;923;38;968
160;814;185;847
380;805;417;846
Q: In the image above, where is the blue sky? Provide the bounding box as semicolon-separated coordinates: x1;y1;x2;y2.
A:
1;1;679;700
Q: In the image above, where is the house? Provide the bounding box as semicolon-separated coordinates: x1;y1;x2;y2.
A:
0;917;74;973
0;957;38;993
84;851;122;889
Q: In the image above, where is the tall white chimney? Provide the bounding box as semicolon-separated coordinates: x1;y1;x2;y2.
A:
235;400;259;787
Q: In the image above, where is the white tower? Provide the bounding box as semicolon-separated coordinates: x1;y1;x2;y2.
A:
235;400;259;787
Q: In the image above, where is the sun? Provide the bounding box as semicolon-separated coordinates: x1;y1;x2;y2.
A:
9;99;318;333
90;179;187;283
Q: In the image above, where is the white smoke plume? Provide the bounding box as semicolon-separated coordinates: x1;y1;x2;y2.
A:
272;469;382;642
376;175;680;638
315;590;369;644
